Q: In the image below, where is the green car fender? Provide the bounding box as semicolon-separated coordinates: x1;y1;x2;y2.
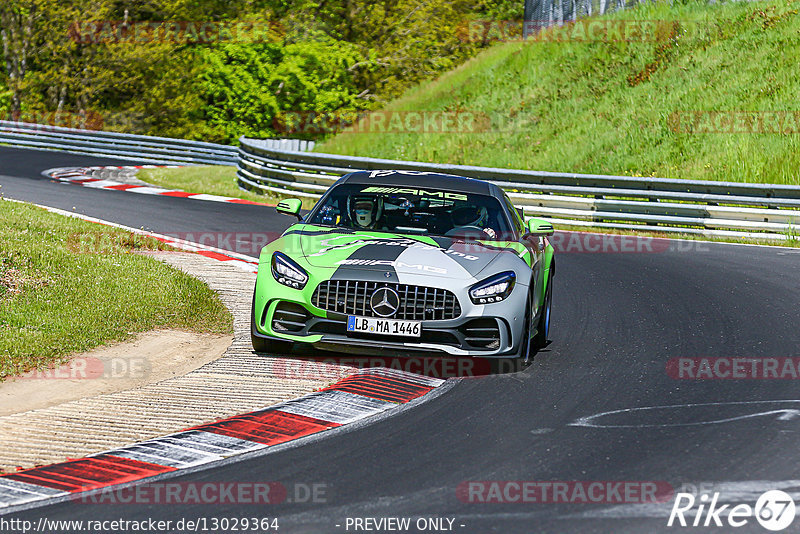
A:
253;238;332;342
499;240;552;305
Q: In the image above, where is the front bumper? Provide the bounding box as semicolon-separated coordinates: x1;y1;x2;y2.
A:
253;278;530;358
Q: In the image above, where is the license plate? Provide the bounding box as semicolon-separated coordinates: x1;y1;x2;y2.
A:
347;316;421;337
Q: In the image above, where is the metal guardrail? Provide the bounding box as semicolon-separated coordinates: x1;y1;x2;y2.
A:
237;136;800;240
0;121;314;166
1;121;794;240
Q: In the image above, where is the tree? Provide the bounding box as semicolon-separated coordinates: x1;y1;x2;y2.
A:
0;0;36;115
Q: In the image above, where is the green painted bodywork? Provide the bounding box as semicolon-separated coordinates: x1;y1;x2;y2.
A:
526;217;555;236
254;224;329;341
276;198;302;218
254;222;553;341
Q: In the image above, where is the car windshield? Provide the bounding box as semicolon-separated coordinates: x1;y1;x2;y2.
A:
305;184;515;240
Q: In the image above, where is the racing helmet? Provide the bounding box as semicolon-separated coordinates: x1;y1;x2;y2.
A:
348;195;383;228
451;204;489;228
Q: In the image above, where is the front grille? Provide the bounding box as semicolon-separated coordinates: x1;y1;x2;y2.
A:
272;302;308;333
312;280;461;321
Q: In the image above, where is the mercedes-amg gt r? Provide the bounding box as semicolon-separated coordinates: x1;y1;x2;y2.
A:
251;170;555;361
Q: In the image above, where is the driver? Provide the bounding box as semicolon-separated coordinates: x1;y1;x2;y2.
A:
451;204;496;238
348;195;384;229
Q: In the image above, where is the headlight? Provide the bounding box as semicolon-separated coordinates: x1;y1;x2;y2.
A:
469;271;516;304
271;252;308;289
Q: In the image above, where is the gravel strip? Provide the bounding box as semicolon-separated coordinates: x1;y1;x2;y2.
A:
0;252;356;471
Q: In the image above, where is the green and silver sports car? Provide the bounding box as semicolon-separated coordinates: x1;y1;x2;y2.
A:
251;170;555;361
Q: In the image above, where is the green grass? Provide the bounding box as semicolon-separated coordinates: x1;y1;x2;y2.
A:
0;200;232;381
319;0;800;184
138;165;317;209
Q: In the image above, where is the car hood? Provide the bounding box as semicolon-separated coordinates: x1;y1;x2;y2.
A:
284;225;526;281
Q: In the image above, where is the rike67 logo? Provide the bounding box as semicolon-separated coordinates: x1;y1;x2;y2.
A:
668;490;796;531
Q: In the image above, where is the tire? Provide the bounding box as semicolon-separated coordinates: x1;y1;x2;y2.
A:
251;332;292;355
251;291;292;355
533;276;553;350
519;294;534;363
496;293;533;373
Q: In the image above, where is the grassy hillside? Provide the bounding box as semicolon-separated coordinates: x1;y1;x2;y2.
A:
319;0;800;184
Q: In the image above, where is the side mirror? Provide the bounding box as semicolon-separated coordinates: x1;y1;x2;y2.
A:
276;198;302;221
525;217;554;237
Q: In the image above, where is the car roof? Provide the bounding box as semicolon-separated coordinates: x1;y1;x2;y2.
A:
340;170;500;197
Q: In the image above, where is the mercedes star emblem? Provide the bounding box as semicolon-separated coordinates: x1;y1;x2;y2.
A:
370;287;400;317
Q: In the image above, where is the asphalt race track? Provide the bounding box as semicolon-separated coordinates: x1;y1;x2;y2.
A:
3;146;800;533
0;146;293;240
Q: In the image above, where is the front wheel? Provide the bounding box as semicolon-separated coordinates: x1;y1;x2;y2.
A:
514;292;535;364
533;277;552;350
251;332;292;354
